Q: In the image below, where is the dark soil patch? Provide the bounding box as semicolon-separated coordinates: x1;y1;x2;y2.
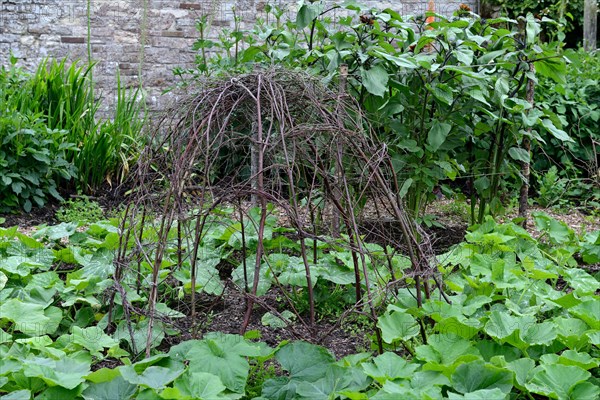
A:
360;220;467;255
164;283;371;359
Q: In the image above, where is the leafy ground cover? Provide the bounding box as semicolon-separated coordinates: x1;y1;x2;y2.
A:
1;209;598;399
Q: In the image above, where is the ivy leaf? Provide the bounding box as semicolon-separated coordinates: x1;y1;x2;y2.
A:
360;66;389;97
377;310;420;343
427;121;452;152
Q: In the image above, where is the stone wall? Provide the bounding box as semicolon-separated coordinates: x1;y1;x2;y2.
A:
0;0;478;114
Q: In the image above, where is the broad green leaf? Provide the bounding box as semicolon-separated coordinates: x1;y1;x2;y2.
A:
33;222;78;240
22;353;91;390
82;376;137;400
377;310;420;343
541;119;573;143
275;341;334;381
0;298;49;335
427;121;452;152
1;390;32;400
374;51;417;68
454;47;474;65
360;66;389;97
562;269;599;295
447;388;507;399
71;326;119;358
570;299;600;329
506;358;535;388
363;352;419;383
451;360;513;394
120;364;184;390
173;333;262;394
508;147;530;163
568;382;600;400
296;365;368;399
526;364;590;399
534;56;566;84
554;317;590;349
296;2;323;29
160;371;228;400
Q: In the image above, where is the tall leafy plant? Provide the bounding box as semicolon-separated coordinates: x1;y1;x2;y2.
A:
0;57;77;211
188;2;570;224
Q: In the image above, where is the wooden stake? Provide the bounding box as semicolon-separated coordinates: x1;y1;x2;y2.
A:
584;0;598;51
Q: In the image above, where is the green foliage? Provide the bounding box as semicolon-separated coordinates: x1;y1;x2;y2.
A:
533;49;600;208
187;2;569;224
483;0;584;46
0;58;78;211
56;197;104;224
0;56;146;210
0;210;599;398
76;72;146;191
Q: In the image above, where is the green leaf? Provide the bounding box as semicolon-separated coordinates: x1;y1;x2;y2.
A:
0;298;49;335
454;47;474;65
0;390;32;400
451;360;513;394
296;3;323;29
562;269;600;295
22;353;91;390
120;364;184;390
262;310;296;328
534;56;566;84
360;66;389;97
160;371;228;400
447;388;507;400
427;121;452;152
377;310;420;343
82;376;137;400
508;147;530;163
568;382;600;400
526;364;590;399
398;178;413;199
541;119;573;143
171;333;262;394
363;352;419;383
71;326;120;358
275;341;334;381
570;299;600;329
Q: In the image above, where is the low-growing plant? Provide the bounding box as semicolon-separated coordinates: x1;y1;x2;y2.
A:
55;196;104;224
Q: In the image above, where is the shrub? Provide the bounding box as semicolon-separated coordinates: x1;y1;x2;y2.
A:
533;49;600;207
0;59;78;212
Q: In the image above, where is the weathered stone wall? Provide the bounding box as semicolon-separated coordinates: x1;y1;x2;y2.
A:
0;1;477;114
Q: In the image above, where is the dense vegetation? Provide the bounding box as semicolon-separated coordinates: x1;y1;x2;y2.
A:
1;1;599;399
